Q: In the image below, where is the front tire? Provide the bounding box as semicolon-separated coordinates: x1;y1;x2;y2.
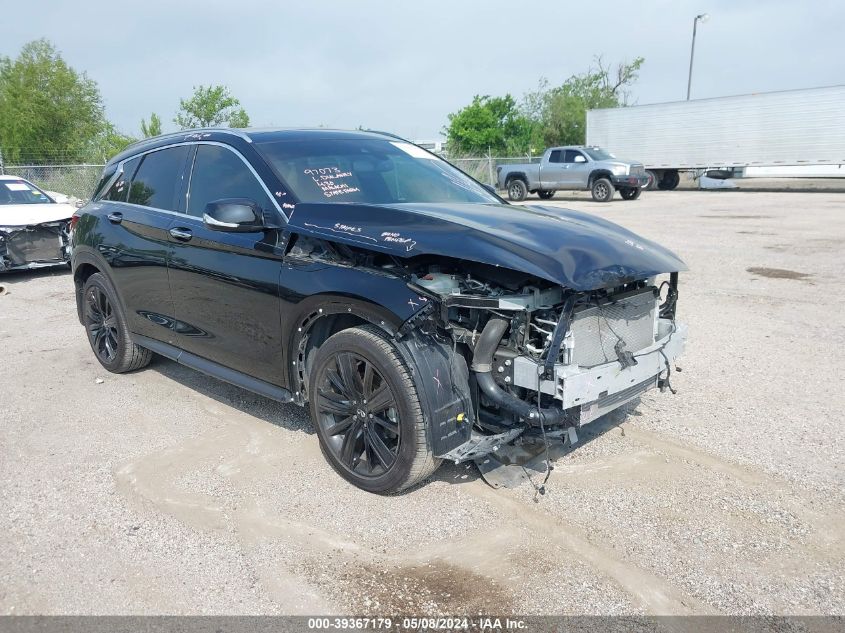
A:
308;325;440;494
620;187;642;200
507;179;528;202
591;177;615;202
82;273;152;373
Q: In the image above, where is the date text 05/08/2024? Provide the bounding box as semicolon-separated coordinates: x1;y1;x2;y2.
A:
307;617;528;630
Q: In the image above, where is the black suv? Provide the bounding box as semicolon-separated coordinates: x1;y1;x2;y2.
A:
72;128;687;493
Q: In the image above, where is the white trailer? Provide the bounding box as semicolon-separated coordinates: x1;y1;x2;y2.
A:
586;85;845;189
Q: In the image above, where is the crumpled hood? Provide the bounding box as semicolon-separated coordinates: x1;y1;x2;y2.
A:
288;202;687;290
0;203;75;228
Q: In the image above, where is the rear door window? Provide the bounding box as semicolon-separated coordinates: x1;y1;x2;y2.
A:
127;146;190;211
186;144;274;217
548;150;562;163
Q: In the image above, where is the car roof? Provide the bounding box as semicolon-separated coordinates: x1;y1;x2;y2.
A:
0;175;31;181
246;128;402;143
108;127;406;167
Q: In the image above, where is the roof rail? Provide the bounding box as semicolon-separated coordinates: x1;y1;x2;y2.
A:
363;129;411;142
123;128;253;152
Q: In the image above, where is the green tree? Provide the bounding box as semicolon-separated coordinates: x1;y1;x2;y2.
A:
0;39;107;164
532;56;645;146
444;94;540;155
174;85;250;129
88;122;136;162
140;112;162;138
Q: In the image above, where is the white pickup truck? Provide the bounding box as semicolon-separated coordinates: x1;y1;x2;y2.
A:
496;146;649;202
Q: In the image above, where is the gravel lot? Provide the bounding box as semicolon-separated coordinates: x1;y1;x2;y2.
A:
1;190;843;615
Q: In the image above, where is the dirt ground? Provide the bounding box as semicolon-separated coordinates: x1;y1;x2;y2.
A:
1;189;843;616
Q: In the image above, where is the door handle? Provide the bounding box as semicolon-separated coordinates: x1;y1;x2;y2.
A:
107;212;123;223
169;227;193;241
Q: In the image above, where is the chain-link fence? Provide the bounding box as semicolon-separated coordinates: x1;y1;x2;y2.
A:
1;164;105;201
0;157;531;200
448;156;541;186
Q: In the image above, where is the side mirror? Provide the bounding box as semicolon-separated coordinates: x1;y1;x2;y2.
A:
203;198;264;232
574;155;587;163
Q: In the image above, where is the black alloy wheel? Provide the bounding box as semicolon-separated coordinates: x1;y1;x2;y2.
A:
308;325;440;493
81;273;152;373
315;351;401;478
85;285;120;364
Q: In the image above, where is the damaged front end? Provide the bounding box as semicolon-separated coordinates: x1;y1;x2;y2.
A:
286;200;687;488
394;261;686;485
0;221;72;272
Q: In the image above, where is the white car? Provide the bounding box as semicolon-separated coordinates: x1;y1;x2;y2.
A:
0;175;76;272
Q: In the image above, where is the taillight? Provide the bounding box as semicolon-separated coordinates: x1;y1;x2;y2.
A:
69;212;80;232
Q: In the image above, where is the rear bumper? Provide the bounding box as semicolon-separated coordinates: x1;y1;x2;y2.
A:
611;174;649;188
514;319;687;425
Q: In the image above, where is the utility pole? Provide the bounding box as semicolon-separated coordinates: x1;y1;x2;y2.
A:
687;13;710;100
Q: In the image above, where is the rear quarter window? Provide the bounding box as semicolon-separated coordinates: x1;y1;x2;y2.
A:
92;166;118;200
101;156;141;202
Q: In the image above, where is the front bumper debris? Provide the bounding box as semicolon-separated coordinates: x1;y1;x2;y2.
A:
513;319;687;425
0;221;71;272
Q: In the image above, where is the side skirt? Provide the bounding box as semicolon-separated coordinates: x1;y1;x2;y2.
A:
132;334;294;404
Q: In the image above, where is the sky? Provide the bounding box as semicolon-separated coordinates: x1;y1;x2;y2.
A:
2;0;843;141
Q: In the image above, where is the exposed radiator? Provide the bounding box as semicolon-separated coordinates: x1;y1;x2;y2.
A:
569;289;657;367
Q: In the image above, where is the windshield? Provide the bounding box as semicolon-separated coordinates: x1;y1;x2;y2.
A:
256;138;499;205
0;179;54;205
583;147;616;161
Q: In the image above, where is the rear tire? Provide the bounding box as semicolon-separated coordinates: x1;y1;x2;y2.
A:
308;325;440;494
658;170;680;190
507;179;528;202
644;170;658;190
82;273;152;373
591;177;615;202
537;190;555;200
620;187;642;200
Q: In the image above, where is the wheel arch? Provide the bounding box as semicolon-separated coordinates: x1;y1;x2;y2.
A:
504;171;528;185
72;249;119;324
589;169;613;186
293;295;473;458
287;293;408;403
